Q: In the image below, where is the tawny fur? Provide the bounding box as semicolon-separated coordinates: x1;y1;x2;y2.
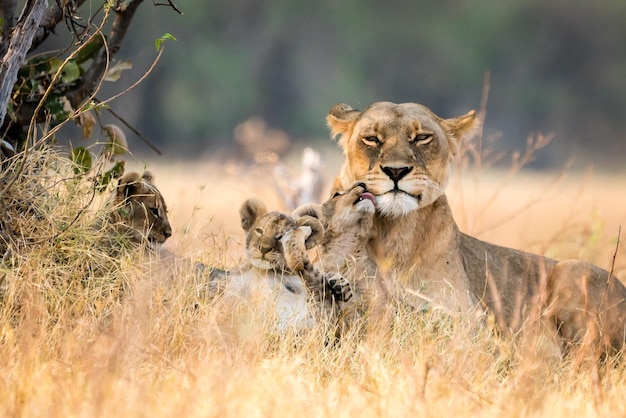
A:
328;100;626;355
106;171;172;249
210;198;350;333
291;183;379;328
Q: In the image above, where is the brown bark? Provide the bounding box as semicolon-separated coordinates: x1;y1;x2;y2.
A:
0;0;48;127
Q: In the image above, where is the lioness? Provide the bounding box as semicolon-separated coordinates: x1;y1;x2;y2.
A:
327;101;626;354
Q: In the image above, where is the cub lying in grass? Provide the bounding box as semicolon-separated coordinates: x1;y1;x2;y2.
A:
206;198;351;334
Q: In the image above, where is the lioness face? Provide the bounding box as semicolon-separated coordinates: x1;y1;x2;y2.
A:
327;102;478;218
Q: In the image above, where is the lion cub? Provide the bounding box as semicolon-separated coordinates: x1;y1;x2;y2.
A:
101;171;172;251
288;183;378;328
209;198;351;333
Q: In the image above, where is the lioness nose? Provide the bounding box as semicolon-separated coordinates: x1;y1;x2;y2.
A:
163;225;172;239
382;166;412;183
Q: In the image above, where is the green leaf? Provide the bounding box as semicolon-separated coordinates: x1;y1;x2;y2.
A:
96;161;126;193
69;147;92;174
155;33;177;51
75;33;105;65
61;61;80;84
44;95;71;126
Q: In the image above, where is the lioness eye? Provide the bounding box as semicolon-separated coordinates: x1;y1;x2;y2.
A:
361;136;380;146
412;133;434;144
150;207;160;217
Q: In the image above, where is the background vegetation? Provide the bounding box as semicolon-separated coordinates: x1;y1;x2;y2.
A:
96;0;626;168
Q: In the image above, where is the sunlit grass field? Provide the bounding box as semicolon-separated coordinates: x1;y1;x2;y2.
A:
1;146;626;417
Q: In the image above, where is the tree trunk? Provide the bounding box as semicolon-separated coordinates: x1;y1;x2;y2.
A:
0;0;48;128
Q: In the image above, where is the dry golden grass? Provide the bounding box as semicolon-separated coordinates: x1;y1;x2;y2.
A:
1;145;625;417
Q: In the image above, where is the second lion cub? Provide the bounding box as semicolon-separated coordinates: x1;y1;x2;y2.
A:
288;183;379;329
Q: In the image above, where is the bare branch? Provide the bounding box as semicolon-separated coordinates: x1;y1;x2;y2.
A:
101;100;162;155
0;0;17;58
29;0;89;52
153;0;182;15
67;0;144;110
0;0;48;128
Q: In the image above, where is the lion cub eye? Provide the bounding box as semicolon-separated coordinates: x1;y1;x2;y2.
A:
410;133;434;145
361;136;381;147
254;228;263;237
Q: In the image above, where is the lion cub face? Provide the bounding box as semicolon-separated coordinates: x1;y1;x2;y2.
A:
112;171;172;247
239;198;323;270
324;183;376;234
294;182;376;249
327;101;478;218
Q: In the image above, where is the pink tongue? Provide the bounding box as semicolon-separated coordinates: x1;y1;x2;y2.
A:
360;192;376;205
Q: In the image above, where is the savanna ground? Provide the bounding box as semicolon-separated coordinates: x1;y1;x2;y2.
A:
1;143;626;417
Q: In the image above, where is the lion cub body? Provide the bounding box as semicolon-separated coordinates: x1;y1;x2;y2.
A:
291;183;378;325
213;199;323;333
328;100;626;353
213;198;351;333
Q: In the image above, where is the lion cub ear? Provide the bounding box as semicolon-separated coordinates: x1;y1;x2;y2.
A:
326;103;361;142
292;203;323;221
239;198;267;233
296;215;324;249
117;172;149;201
141;171;155;183
440;110;481;155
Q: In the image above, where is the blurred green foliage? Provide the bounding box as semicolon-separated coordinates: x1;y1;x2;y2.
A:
106;0;626;167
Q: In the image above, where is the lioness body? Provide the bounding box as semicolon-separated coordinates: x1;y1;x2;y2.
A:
328;101;626;353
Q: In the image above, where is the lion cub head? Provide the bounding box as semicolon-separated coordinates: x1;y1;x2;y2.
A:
109;171;172;247
295;182;376;247
239;198;323;271
327;101;479;217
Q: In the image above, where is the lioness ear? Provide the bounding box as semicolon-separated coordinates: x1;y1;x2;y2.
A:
292;203;323;221
440;110;480;155
326;103;361;145
239;198;267;232
296;215;324;249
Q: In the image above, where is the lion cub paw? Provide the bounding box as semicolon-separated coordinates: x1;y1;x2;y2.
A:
325;273;353;303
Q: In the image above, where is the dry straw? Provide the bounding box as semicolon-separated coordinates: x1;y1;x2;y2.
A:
0;139;624;416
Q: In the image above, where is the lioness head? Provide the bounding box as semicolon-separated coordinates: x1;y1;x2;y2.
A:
327;101;478;218
239;198;323;270
111;171;172;247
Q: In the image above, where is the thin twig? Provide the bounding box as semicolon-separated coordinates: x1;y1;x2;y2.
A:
153;0;183;15
608;225;621;279
99;99;162;155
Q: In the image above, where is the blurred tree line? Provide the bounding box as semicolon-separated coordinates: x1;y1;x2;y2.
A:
102;0;625;168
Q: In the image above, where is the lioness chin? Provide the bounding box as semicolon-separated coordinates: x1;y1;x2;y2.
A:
328;100;626;355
